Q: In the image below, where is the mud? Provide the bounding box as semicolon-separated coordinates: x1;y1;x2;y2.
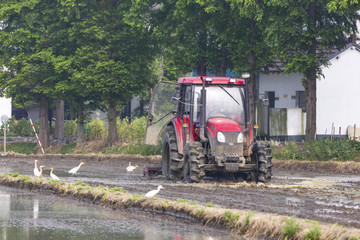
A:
1;153;360;232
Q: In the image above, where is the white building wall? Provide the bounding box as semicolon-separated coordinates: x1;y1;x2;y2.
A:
258;72;304;108
317;46;360;135
0;97;11;119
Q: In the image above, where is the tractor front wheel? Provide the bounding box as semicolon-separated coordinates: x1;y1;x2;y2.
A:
183;142;205;183
252;141;273;183
162;125;183;180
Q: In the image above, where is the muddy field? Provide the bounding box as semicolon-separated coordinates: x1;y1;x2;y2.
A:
1;153;360;229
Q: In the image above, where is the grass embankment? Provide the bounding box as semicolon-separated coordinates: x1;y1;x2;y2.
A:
0;174;359;240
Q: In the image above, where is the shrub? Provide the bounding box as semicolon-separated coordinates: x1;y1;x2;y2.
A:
64;120;77;137
273;141;304;160
272;139;359;161
12;118;33;136
304;139;358;161
117;116;147;141
85;118;107;139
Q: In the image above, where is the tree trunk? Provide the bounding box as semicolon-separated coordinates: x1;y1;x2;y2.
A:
55;99;65;140
107;103;118;146
248;49;257;127
197;10;207;76
39;95;50;148
305;74;316;141
220;43;227;76
305;1;317;142
76;105;85;145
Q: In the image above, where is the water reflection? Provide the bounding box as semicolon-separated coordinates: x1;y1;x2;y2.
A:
0;186;245;240
33;199;39;219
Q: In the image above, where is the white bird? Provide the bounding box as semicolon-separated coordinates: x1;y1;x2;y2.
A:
68;162;85;175
145;185;165;197
50;168;60;180
126;162;138;173
33;160;40;177
34;165;44;177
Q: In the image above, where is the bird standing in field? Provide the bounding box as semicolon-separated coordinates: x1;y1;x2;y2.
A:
34;165;44;177
33;160;40;177
126;162;138;173
68;162;85;175
50;168;60;180
145;185;165;197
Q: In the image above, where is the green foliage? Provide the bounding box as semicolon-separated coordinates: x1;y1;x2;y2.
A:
272;139;359;161
206;203;214;207
7;142;38;155
74;180;86;186
11;118;33;136
117;117;147;141
283;217;299;239
85;119;107;139
224;210;240;227
64;120;77;138
104;139;161;156
273;141;304;160
109;187;127;193
304;222;321;240
9;173;19;177
57;143;76;154
304;139;359;161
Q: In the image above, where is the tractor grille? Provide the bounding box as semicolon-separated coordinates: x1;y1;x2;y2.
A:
210;131;244;161
222;131;239;143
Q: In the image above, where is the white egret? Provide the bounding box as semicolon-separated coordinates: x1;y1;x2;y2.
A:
68;162;85;175
34;165;44;177
145;185;165;197
50;168;60;180
126;162;138;173
33;160;40;177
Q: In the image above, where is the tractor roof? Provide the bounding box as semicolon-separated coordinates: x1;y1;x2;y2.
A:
178;76;245;85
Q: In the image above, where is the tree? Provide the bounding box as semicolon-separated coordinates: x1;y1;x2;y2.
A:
266;0;360;141
0;0;73;148
62;0;156;146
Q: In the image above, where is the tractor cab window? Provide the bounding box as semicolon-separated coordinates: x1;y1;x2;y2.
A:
193;85;245;126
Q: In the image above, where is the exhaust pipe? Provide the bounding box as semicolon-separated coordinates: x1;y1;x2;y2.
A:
200;77;208;142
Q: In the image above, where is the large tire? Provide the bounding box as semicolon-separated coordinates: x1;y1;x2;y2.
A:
161;126;183;180
183;142;205;183
252;141;273;183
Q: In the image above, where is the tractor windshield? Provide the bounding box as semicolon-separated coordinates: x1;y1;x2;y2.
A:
193;85;246;126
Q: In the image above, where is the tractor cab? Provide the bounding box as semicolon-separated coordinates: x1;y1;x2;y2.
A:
144;76;272;183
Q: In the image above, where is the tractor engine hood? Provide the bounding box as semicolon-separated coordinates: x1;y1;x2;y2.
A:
206;118;242;138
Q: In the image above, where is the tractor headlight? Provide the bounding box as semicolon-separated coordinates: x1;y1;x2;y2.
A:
217;132;225;143
237;132;243;143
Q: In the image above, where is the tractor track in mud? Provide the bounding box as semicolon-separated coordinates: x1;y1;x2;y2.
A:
1;154;360;229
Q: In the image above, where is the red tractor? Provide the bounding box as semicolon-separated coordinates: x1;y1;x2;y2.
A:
144;76;272;183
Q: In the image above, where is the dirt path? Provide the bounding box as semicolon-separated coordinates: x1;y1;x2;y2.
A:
1;154;360;229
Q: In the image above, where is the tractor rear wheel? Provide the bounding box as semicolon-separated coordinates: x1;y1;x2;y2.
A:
252;141;273;183
183;142;205;183
162;125;183;180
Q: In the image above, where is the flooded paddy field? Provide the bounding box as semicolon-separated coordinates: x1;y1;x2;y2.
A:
0;185;244;240
0;155;359;231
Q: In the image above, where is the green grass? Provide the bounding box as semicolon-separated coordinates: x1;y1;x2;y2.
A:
57;143;76;154
6;142;38;155
304;222;321;240
283;217;299;239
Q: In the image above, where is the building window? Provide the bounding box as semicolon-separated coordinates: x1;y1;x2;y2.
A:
296;91;306;112
266;91;275;108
